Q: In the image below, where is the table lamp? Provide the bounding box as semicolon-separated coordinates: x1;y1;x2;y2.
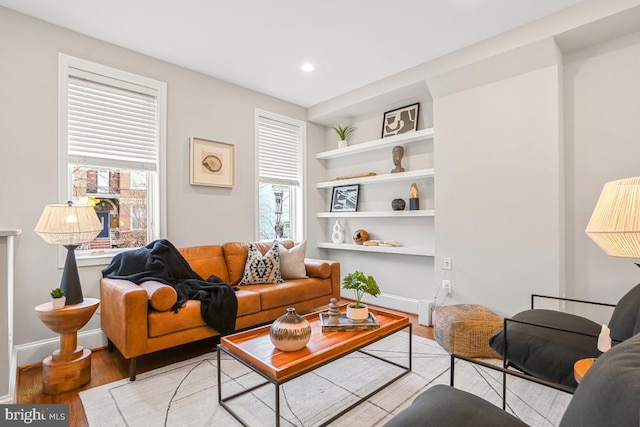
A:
34;201;102;305
585;176;640;258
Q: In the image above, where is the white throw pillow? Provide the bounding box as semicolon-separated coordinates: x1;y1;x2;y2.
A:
279;240;308;279
238;242;284;285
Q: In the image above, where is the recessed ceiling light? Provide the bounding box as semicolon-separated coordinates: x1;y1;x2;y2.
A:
301;63;315;72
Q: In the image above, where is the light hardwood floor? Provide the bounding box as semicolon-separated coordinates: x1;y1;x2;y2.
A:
15;305;434;427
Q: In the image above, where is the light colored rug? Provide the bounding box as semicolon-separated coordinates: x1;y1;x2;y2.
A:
80;333;571;426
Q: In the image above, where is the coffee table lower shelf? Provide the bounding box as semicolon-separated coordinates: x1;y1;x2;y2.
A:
217;309;411;427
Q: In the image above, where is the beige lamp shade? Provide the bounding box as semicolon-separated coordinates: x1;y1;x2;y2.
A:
585;177;640;258
34;202;102;246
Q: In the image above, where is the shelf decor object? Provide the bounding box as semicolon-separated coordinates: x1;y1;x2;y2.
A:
382;103;420;138
34;202;102;305
190;137;235;187
331;220;344;243
410;183;420;210
391;145;405;173
332;124;356;149
331;184;359;212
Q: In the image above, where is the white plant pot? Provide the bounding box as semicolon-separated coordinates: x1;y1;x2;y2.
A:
346;303;369;322
338;139;348;149
51;296;66;310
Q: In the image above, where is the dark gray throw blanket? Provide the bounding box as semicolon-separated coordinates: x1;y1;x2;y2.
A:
102;239;237;334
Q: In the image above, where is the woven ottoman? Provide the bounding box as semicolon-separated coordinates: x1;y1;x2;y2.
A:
434;304;502;358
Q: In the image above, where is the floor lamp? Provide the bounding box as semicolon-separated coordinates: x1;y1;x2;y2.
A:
34;201;102;305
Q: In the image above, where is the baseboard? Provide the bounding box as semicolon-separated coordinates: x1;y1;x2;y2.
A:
0;393;12;404
368;293;419;314
14;328;107;368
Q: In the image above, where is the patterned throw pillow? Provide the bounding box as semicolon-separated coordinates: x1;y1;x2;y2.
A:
238;242;284;285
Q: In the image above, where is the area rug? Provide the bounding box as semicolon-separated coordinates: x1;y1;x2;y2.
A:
80;333;571;426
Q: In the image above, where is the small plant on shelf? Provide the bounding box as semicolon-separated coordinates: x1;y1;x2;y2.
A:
50;288;65;299
332;125;357;141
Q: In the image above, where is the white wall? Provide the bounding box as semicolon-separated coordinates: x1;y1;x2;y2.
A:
0;7;316;365
564;31;640;314
432;58;564;317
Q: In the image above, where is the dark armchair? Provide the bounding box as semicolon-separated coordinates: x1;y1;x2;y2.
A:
384;332;640;427
488;282;640;388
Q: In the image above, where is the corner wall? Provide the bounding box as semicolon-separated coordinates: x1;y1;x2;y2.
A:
430;40;565;316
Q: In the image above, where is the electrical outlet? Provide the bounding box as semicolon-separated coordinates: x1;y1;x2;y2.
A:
442;279;451;295
443;257;452;270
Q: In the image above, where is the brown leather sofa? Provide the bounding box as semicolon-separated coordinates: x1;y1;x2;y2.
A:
100;240;340;380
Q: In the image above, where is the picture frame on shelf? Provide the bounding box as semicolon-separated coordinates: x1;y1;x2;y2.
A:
190;137;235;187
331;184;360;212
381;103;420;138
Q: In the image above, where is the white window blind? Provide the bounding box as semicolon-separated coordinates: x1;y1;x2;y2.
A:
258;117;301;186
67;69;159;171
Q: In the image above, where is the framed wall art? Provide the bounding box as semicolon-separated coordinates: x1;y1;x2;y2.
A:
381;102;420;138
190;137;235;187
330;184;360;212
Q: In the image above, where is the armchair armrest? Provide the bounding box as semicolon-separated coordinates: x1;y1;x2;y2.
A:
531;294;616;310
100;277;149;358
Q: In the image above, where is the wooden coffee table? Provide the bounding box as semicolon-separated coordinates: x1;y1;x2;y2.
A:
217;306;411;426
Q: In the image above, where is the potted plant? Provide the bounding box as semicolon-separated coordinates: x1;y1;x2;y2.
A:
50;288;66;309
342;270;380;322
332;125;356;149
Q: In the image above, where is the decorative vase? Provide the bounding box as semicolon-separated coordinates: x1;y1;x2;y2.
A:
391;198;406;211
346;303;369;322
51;297;66;310
338;139;348;149
331;221;344;243
270;308;312;351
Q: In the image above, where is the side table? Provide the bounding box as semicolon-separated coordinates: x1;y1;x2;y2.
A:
34;298;100;394
574;357;596;383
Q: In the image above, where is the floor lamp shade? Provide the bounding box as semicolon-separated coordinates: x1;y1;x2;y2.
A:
585;177;640;258
35;203;102;304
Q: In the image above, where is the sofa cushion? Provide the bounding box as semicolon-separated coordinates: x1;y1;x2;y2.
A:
243;277;332;310
607;282;640;342
238;242;284;285
139;281;177;312
178;245;230;283
235;289;261;317
148;300;206;337
279;240;308;279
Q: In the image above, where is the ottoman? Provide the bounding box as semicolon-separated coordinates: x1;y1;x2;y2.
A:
434;304;502;358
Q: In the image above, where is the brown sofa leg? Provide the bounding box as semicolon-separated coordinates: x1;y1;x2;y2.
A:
107;339;114;352
129;357;137;381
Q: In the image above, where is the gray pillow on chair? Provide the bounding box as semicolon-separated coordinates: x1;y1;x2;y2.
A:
559;332;640;427
607;283;640;342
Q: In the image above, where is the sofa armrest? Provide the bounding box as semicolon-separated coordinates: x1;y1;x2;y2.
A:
100;278;149;359
305;258;341;300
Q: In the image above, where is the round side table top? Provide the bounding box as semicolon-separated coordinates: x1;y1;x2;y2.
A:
574;357;596;383
35;298;100;334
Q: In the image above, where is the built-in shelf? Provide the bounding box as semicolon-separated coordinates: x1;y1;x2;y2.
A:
317;210;434;218
316;128;434;160
316;168;434;188
317;242;434;257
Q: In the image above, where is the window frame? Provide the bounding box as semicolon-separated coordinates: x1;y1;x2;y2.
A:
58;54;167;267
254;109;306;242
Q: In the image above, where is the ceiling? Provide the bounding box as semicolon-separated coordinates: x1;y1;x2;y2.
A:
0;0;583;108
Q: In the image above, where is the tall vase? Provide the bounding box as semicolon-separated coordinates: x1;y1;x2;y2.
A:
270;308;312;351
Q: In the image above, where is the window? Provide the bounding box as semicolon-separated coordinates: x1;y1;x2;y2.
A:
59;54;167;264
255;110;305;241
